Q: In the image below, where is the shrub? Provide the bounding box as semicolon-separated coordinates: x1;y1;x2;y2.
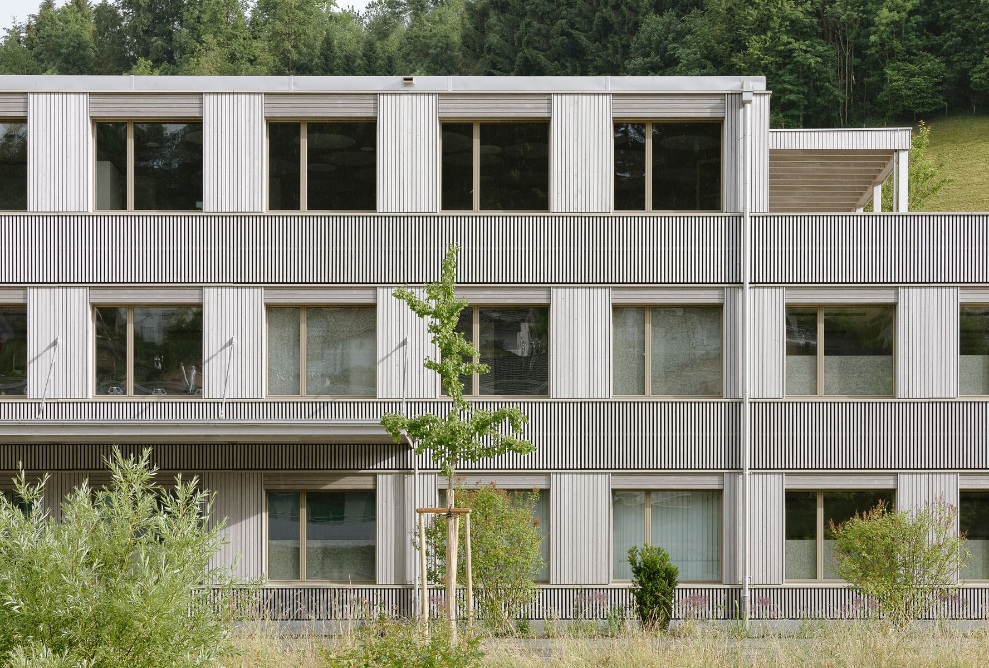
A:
0;448;240;667
627;544;679;631
830;500;967;627
324;619;483;668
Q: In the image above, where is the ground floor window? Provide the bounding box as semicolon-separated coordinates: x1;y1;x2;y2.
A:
267;490;375;582
960;491;989;580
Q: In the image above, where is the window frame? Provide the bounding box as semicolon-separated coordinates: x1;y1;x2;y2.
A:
959;489;989;581
456;305;550;398
0;119;28;212
0;304;28;398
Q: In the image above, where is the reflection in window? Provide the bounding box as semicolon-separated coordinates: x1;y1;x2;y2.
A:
455;307;549;396
613;490;721;581
785;489;895;580
960;307;989;395
0;307;27;396
961;491;989;579
96;122;203;211
442;122;549;211
267;307;376;396
613;307;722;396
615;122;722;211
267;490;376;582
785;306;895;396
0;122;27;210
95;306;203;396
268;122;376;211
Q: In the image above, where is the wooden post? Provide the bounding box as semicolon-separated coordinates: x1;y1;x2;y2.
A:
419;512;428;628
447;489;459;644
416;505;472;643
465;511;474;630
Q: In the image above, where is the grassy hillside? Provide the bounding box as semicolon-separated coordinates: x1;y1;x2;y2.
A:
919;115;989;212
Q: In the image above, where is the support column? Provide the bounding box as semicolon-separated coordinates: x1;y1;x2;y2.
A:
873;181;883;212
895;150;909;212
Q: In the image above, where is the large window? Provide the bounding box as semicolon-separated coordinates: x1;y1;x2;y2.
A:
510;489;550;582
94;306;203;396
268;122;376;211
961;491;989;580
612;490;721;582
785;490;895;580
614;122;722;211
785;306;895;396
267;307;376;396
95;122;203;210
441;122;549;211
454;307;549;396
613;306;722;396
267;490;376;582
960;307;989;395
0;307;27;396
0;122;27;210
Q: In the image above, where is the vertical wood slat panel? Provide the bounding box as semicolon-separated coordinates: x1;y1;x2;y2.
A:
750;472;784;584
203;287;263;399
27;287;90;399
376;473;406;585
550;287;611;398
378;94;438;213
204;471;263;578
376;287;438;399
751;287;784;398
750;93;770;213
897;287;959;399
723;287;742;398
43;472;87;522
723;94;741;214
897;472;959;511
550;472;610;585
722;472;743;584
203;93;264;213
405;472;438;584
550;94;612;213
28;93;90;212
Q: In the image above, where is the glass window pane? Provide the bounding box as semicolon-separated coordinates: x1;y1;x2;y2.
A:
307;122;376;211
268;123;301;210
960;308;989;395
651;490;721;581
442;123;473;210
478;308;549;396
268;492;301;581
0;307;27;396
786;307;818;395
613;307;645;395
305;307;375;396
134;123;203;210
961;491;989;579
785;491;817;579
823;307;894;396
613;491;645;580
268;308;301;395
652;122;721;211
651;307;721;396
306;491;375;581
95;307;128;396
614;123;646;211
95;122;127;210
132;307;203;396
0;122;27;210
823;490;894;579
479;123;548;211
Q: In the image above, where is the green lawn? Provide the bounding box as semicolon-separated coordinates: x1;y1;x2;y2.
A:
919;115;989;212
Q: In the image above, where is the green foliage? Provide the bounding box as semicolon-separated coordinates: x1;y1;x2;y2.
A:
324;618;483;668
627;544;679;631
426;485;543;634
830;500;967;627
0;448;241;667
879;120;952;211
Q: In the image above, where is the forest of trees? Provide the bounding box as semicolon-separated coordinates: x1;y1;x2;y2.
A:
2;0;988;128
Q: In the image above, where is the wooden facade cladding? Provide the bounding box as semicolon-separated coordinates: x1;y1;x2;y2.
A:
549;287;612;398
203;93;265;213
896;287;959;398
749;472;784;585
263;94;377;118
550;94;612;213
26;287;91;399
376;286;438;399
437;93;551;118
27;93;90;212
377;94;438;213
0;93;28;115
550;473;611;584
202;286;264;399
89;93;203;118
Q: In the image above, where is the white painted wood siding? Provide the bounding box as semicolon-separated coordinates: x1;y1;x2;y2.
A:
750;93;770;213
28;93;90;212
611;95;726;118
769;128;911;151
722;472;743;584
550;94;612;213
406;472;438;584
376;287;438;399
750;472;784;585
377;472;408;585
203;471;263;578
0;93;27;115
264;94;377;118
897;472;959;511
897;287;959;399
724;93;741;213
437;94;551;118
203;287;263;399
89;94;203;118
203;93;264;212
550;287;610;398
27;287;90;399
723;287;742;399
550;473;610;585
751;287;785;398
378;94;438;212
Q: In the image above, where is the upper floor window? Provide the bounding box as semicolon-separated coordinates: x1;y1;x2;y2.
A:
961;491;989;580
268;122;376;211
785;489;895;580
441;122;549;211
614;122;722;211
0;307;27;396
94;306;203;396
454;307;549;396
785;306;895;396
0;122;27;210
96;122;203;211
613;306;722;397
267;307;376;397
960;307;989;395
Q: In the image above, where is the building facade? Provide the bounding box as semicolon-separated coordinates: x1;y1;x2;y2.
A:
0;75;987;621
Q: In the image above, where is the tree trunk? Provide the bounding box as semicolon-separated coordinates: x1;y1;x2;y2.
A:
446;488;459;644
